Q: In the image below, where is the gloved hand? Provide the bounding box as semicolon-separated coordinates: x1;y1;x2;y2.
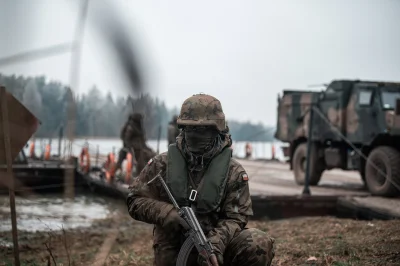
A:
162;209;188;230
197;251;223;266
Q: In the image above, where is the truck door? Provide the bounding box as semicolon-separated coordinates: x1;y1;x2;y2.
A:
317;87;344;142
353;84;378;144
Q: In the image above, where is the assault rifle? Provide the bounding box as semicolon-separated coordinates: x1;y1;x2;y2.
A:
147;171;219;266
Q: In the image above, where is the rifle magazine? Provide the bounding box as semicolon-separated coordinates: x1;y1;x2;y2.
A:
176;236;194;266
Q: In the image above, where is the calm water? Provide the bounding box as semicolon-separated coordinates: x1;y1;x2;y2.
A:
26;138;287;162
0;193;121;233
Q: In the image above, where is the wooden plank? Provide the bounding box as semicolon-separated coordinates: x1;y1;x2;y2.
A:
1;87;20;266
0;86;40;266
91;215;121;266
0;88;40;164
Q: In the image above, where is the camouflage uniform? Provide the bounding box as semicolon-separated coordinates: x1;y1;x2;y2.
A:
127;94;274;266
116;113;156;175
167;115;180;146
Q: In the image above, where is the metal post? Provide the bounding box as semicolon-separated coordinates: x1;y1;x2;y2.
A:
302;105;314;196
32;138;36;158
40;139;44;159
58;124;63;157
96;145;99;166
157;125;161;154
0;87;21;266
48;137;52;159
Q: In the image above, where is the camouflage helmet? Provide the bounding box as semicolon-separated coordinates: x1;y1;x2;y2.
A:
177;93;226;132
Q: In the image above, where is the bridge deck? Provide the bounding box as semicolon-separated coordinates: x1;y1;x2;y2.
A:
239;159;368;196
239;159;400;219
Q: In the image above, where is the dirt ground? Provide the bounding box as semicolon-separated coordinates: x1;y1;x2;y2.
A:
1;213;400;266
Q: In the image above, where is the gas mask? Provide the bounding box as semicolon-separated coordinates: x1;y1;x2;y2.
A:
183;126;218;155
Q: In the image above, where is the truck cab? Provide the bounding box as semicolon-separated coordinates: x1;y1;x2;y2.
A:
275;80;400;197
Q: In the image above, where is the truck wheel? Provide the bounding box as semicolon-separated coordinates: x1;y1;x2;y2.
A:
359;171;366;186
292;142;324;186
365;146;400;197
359;159;366;185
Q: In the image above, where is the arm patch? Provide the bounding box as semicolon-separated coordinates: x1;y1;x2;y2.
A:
241;173;249;181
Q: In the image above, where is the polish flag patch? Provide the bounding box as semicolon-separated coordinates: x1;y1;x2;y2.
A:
242;173;249;181
147;158;154;165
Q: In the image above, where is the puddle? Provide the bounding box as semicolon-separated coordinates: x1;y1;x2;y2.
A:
0;239;13;247
0;193;117;232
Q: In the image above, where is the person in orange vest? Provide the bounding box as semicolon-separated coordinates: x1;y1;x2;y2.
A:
29;141;36;159
245;142;252;159
114;116;134;175
271;143;276;160
44;143;51;160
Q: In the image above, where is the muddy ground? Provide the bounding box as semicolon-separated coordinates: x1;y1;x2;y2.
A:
1;210;399;266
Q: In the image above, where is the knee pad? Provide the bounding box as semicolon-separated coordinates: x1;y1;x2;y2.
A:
245;228;275;265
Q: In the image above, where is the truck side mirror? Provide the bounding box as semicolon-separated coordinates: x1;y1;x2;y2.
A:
396;98;400;115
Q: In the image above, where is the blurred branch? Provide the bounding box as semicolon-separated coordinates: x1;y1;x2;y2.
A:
61;225;71;266
0;43;74;67
44;230;57;266
64;0;90;199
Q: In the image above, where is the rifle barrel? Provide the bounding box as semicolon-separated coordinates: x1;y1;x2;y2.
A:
147;172;180;210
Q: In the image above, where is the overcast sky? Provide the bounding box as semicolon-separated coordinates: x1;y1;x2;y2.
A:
0;0;399;126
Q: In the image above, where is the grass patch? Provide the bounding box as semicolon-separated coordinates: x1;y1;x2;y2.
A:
1;215;399;265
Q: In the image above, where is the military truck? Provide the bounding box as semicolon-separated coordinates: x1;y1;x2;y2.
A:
274;79;400;197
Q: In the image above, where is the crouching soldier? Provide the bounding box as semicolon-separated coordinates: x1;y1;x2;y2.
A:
126;94;275;266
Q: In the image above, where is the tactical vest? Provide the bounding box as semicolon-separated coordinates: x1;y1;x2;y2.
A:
166;144;232;214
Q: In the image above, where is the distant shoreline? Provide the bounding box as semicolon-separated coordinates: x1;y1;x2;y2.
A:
30;137;281;144
34;136;123;140
66;137;121;140
31;136;166;141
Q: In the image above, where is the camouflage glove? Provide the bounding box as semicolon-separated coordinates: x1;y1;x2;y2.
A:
162;208;188;230
197;251;223;266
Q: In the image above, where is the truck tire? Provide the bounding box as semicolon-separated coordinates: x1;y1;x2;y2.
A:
365;146;400;197
359;172;366;186
359;159;366;185
292;142;324;186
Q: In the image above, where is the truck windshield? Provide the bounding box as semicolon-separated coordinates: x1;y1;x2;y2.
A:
381;87;400;109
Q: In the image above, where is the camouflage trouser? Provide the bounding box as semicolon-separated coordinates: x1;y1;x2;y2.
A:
115;146;156;177
153;226;275;266
115;146;147;176
134;148;145;175
115;148;128;171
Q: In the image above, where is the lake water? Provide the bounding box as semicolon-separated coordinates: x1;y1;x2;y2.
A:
25;138;288;162
0;193;121;233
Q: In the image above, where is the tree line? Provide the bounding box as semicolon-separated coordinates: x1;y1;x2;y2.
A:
0;73;275;141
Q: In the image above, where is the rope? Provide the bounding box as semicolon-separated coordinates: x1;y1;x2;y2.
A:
0;182;87;194
312;106;400;191
0;43;74;67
